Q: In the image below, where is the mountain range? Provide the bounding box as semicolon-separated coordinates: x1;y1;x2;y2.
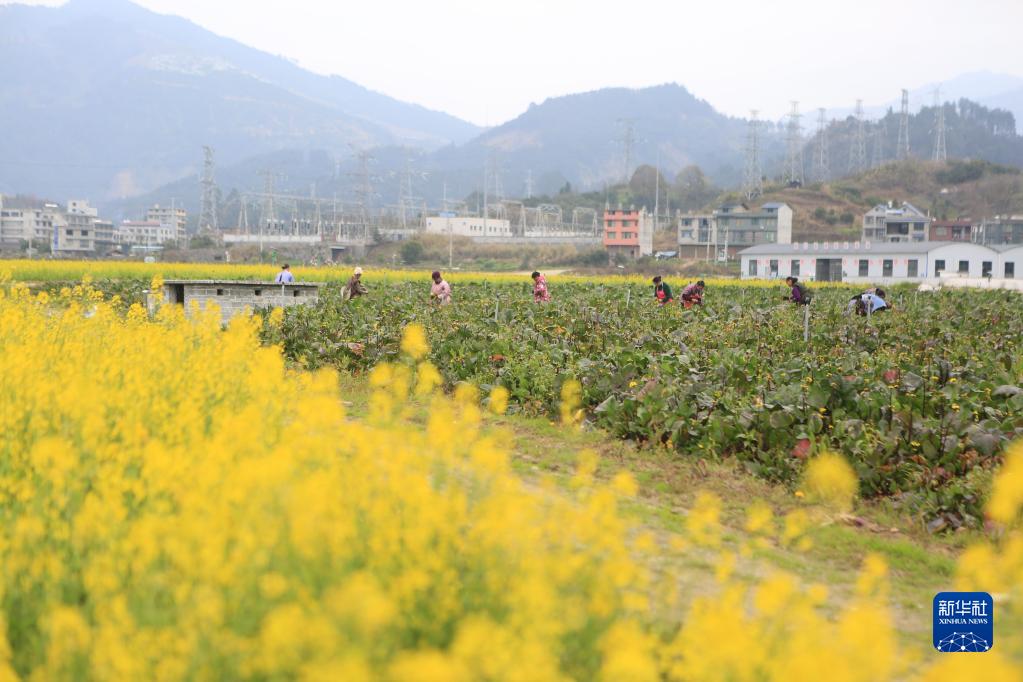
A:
2;0;1022;222
0;0;479;202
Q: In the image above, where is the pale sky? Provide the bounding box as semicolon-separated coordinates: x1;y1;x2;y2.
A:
9;0;1023;126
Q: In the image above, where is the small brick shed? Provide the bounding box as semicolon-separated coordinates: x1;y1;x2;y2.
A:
161;280;322;322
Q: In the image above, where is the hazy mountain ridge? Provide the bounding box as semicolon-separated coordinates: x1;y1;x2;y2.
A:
0;0;479;202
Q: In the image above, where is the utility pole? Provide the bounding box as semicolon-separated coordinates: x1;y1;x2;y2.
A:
482;157;488;237
848;100;867;174
784;101;804;187
444;180;452;269
871;120;887;168
897;89;911;160
617;117;636;184
257;169;277;256
653;148;660;232
742;110;763;200
933;87;947;162
813;108;830;183
348;148;375;241
198;146;219;233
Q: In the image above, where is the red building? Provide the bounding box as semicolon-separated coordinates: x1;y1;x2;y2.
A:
929;219;974;242
603;206;653;259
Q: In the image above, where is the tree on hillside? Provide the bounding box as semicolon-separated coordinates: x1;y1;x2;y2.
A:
671;165;719;211
628;165;669;204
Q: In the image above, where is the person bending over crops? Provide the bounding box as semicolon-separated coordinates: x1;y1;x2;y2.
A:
680;280;705;308
855;290;889;316
846;287;887;315
430;270;452;305
532;271;551;303
342;267;368;302
783;276;812;305
652;276;673;304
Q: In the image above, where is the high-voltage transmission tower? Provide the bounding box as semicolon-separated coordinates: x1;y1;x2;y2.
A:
848;100;867;174
871;120;887;168
397;152;422;229
896;89;911;160
784;102;804;187
812;108;830;183
616;117;636;183
932;87;948;162
349;148;375;237
742;110;763;200
198;146;219;232
257;169;280;229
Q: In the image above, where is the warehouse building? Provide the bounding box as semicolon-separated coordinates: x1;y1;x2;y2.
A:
739;241;1023;283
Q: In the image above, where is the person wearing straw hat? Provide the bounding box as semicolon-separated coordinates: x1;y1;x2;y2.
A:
342;267;368;302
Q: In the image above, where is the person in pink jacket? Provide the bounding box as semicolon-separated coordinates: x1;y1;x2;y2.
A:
531;271;551;303
430;270;452;305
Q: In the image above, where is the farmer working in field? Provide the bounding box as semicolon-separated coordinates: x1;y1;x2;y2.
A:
652;276;673;304
855;289;890;316
430;270;452;305
274;264;295;284
680;280;705;308
342;267;368;302
846;287;888;315
783;276;812;305
532;271;551;303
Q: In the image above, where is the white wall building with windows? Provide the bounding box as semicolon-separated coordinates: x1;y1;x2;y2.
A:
739;241;1022;284
424;215;512;238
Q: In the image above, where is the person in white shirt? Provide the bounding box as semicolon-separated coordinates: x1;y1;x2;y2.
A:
274;264;295;284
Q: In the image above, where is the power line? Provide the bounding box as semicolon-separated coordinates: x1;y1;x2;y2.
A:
743;110;763;200
784;101;803;187
848;100;867;174
616;118;636;184
813;108;830;183
198;146;218;232
871;119;887;169
933;87;948;162
897;89;911;160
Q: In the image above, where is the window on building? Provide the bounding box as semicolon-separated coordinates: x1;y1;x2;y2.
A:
935;259;945;274
1006;262;1015;278
958;260;969;274
790;259;800;277
908;259;918;277
769;259;779;276
982;261;993;277
65;229;73;236
858;259;868;276
883;259;893;277
936;227;948;237
748;260;757;276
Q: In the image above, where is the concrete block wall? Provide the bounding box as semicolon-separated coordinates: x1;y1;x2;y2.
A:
163;282;320;323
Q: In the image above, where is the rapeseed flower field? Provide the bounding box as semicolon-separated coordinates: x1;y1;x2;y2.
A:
0;276;1021;679
0;258;795;289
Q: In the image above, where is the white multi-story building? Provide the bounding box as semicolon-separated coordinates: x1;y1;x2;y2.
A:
55;199;99;253
862;201;929;243
117;220;176;247
0;201;62;248
739;241;1023;283
678;202;793;260
146;204;187;242
424;215;512;238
